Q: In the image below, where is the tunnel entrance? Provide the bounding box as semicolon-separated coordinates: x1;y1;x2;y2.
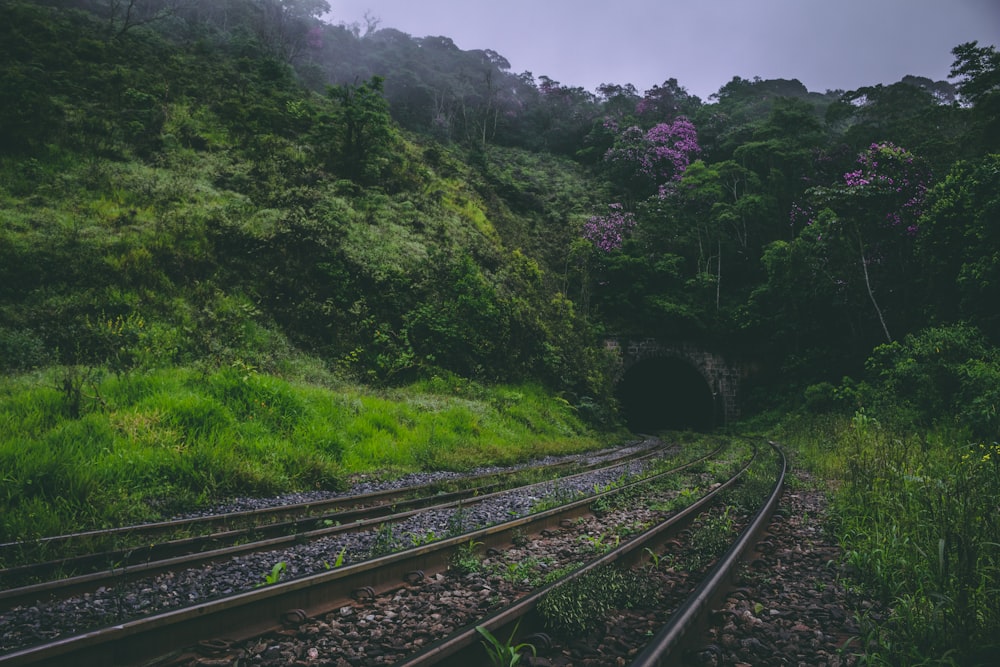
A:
617;356;716;432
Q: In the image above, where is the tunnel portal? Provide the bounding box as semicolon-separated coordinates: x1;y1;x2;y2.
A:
606;337;741;426
616;357;716;432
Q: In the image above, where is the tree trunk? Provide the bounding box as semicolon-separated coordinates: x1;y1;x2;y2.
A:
858;234;892;342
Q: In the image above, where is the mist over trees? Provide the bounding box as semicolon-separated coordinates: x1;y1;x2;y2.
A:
1;0;999;438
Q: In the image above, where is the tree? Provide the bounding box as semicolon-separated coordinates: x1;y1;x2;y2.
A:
949;41;1000;151
601;116;701;201
950;41;1000;106
745;236;862;382
459;57;503;149
581;203;635;252
504;75;598;154
322;75;399;183
801;142;931;343
731;97;828;220
636;78;701;120
596;82;640;118
915;154;1000;341
97;0;190;40
583;116;711;336
253;0;331;63
825;80;965;171
646;159;772;315
697;77;837;163
864;323;1000;438
404;251;507;379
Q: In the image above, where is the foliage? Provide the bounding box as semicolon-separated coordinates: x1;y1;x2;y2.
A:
578;531;620;554
782;413;1000;665
915;154;1000;340
687;507;736;571
0;368;602;544
600;116;701;200
325;546;347;569
537;565;659;637
799;141;931;344
861;323;1000;440
1;0;991;419
949;41;1000;151
369;521;398;557
1;10;999;657
581;202;635;252
488;556;568;588
449;539;483;575
0;0;624;412
476;619;536;667
257;560;288;587
321;76;402;184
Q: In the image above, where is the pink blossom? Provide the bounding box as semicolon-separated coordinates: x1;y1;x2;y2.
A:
841;141;931;234
306;27;323;49
582;203;637;252
602;117;701;191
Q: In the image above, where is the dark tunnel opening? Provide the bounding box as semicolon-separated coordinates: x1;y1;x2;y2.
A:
616;357;716;433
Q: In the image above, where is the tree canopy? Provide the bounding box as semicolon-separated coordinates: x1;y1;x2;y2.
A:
0;0;998;438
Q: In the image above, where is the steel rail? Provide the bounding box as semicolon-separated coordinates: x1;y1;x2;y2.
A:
0;441;678;610
0;440;666;591
390;440;764;667
0;442;727;666
0;439;658;561
0;481;506;590
628;440;786;666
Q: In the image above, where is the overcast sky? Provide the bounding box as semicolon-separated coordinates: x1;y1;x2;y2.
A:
326;0;1000;100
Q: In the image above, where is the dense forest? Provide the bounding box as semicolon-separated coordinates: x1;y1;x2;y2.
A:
1;2;999;661
3;0;999;435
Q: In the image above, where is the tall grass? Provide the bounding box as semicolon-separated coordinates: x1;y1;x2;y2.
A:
0;366;602;545
778;412;1000;665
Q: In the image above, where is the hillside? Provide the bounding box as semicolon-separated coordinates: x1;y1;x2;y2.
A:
1;1;619;397
2;0;999;493
2;3;1000;660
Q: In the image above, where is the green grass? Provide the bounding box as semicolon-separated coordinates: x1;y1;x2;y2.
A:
0;365;604;546
775;411;1000;665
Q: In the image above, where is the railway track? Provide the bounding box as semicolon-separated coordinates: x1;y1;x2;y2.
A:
0;437;705;660
0;440;673;608
0;439;663;580
397;438;785;667
0;436;784;667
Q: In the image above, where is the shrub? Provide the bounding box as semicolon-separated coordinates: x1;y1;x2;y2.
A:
862;323;1000;439
0;327;49;372
803;381;838;413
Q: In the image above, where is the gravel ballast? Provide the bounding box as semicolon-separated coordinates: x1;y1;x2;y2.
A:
0;440;667;654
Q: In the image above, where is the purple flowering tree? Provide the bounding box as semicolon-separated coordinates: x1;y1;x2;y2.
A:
582;203;636;252
602;117;701;199
796;141;931;342
841;142;928;235
634;78;695;120
586;118;701;254
645;119;701;189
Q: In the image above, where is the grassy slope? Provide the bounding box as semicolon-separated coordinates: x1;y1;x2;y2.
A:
0;5;622;544
0;135;619;543
0;365;611;543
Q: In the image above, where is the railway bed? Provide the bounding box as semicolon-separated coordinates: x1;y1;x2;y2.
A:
0;437;868;667
1;437;703;662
